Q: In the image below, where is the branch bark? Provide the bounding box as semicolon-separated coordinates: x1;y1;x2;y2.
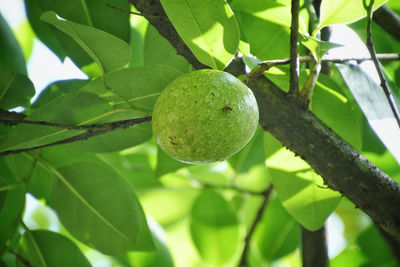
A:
128;0;400;241
0;116;151;156
301;226;329;267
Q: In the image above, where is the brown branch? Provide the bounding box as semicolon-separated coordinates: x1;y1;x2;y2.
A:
301;226;328;267
129;0;400;241
289;0;300;96
364;0;400;129
0;117;151;156
239;184;274;267
248;75;400;241
373;5;400;43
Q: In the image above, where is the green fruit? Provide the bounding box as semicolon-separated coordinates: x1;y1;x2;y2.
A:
152;69;259;164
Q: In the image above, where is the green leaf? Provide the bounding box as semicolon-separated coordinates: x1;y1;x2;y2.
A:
18;230;91;267
127;219;174;267
315;0;387;34
231;0;307;34
24;0;67;62
311;74;362;150
190;189;241;265
0;92;110;152
129;14;148;68
24;0;130;65
32;79;89;109
0;13;26;75
237;11;290;60
47;161;154;255
144;25;191;72
301;36;342;60
336;64;400;164
154;146;188;178
228;127;265;173
105;65;183;111
5;153;55;201
160;0;240;69
357;226;398;266
0;65;35;109
331;247;368;267
41;11;130;73
0;159;25;253
252;198;300;261
60;123;152;153
267;148;341;231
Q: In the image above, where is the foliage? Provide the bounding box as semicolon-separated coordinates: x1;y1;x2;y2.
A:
0;0;399;266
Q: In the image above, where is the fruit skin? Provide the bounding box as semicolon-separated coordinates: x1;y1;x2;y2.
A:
152;69;259;164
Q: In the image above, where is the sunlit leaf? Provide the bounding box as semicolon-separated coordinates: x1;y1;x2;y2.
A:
337;63;400;164
127;219;174;267
41;11;130;73
160;0;240;69
315;0;387;34
190;189;241;265
24;0;130;66
237;11;289;60
144;25;190;72
48;161;154;255
231;0;307;33
311;74;362;150
18;230;91;267
267;148;341;231
301;36;342;60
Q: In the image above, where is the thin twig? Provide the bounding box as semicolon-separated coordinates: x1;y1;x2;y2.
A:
239;184;274;266
0;117;152;156
299;63;321;107
289;0;300;96
7;248;34;267
199;183;265;196
245;53;400;81
363;0;400;129
106;3;143;16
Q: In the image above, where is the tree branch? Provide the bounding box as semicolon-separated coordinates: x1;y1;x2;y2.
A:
289;0;300;96
0;117;151;156
363;0;400;129
373;5;400;43
301;226;328;267
245;53;400;81
248;75;400;241
129;0;400;241
239;184;274;267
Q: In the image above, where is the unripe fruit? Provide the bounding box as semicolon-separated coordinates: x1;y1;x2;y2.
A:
152;69;259;164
